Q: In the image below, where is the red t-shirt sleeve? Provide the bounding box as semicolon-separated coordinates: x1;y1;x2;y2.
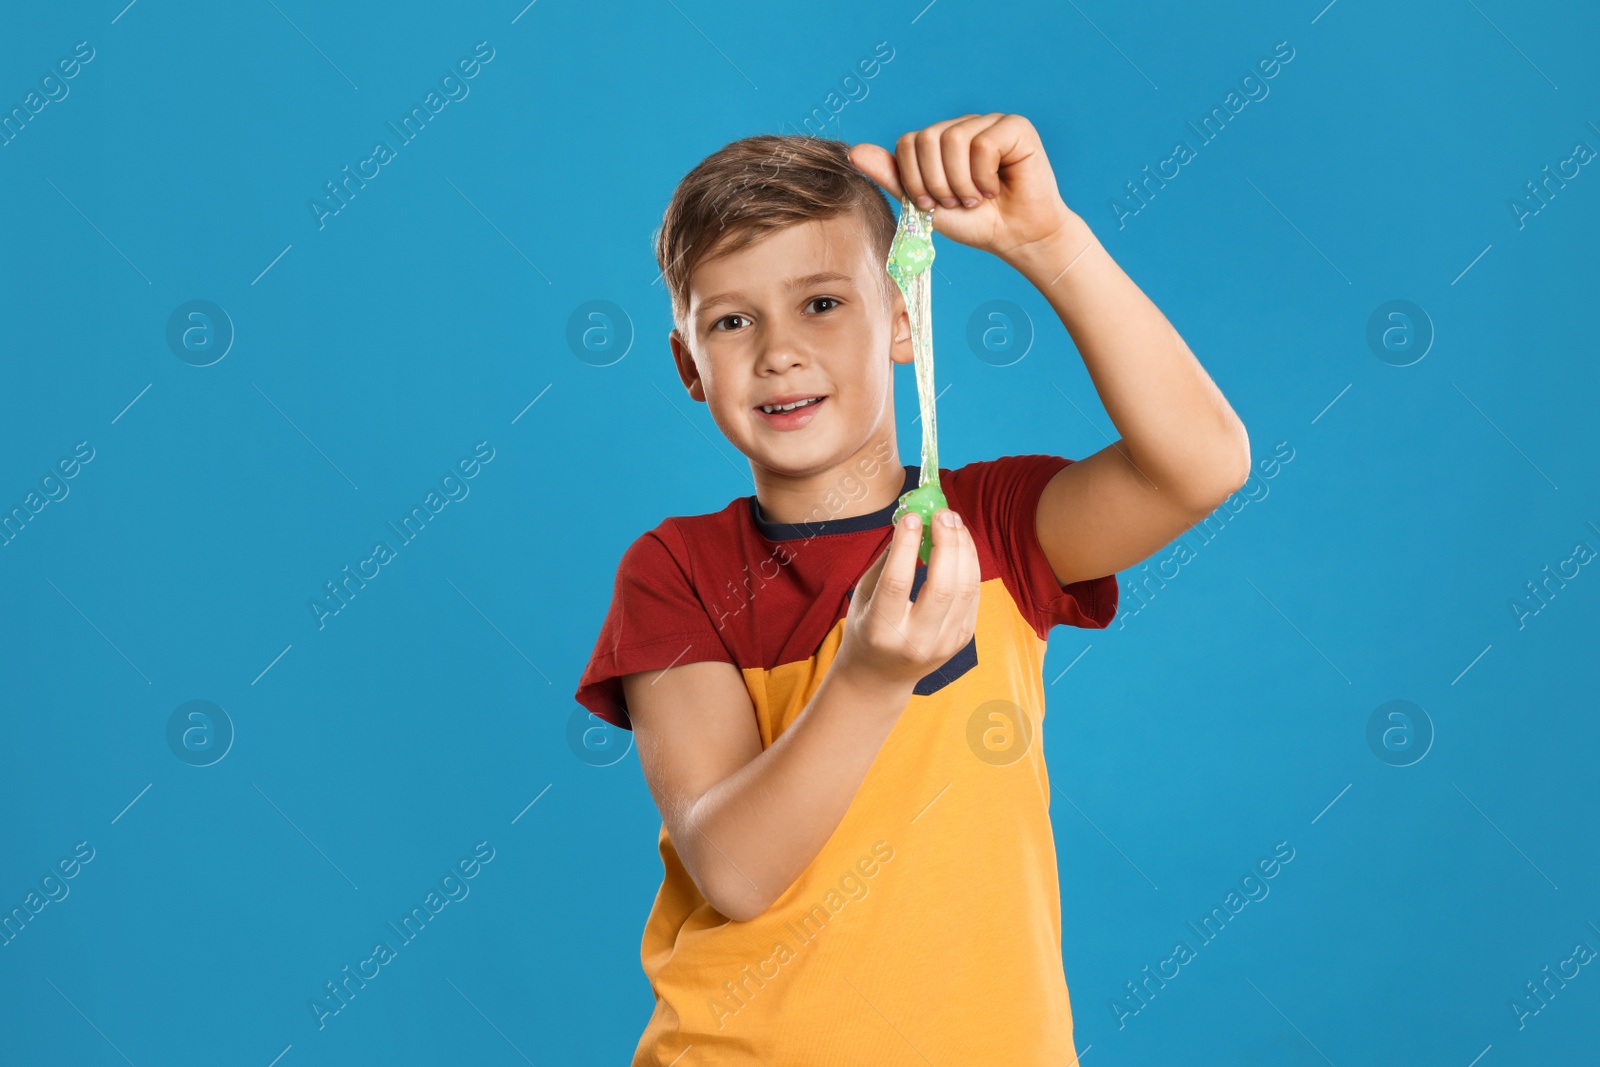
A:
574;522;736;731
953;453;1119;639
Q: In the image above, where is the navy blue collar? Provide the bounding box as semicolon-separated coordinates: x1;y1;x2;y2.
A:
749;464;920;542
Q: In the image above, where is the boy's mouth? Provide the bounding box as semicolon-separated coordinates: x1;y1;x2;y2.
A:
754;394;827;430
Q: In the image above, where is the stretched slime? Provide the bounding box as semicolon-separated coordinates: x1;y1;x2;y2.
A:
886;198;947;565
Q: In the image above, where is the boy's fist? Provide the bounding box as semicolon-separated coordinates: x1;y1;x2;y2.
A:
848;113;1076;266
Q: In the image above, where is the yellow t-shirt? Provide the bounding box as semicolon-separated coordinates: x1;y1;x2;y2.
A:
576;453;1118;1065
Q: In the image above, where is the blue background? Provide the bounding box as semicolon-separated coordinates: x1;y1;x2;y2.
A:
3;1;1597;1064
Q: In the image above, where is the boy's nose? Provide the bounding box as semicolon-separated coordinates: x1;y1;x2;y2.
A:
753;330;807;374
756;348;804;374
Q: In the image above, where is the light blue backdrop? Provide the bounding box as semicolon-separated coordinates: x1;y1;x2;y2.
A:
3;1;1596;1064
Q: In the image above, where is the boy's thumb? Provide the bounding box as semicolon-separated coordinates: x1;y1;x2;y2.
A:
847;143;905;201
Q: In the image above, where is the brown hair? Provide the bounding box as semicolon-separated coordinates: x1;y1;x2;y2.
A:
652;134;898;332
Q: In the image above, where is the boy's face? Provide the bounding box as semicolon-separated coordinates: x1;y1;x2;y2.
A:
669;212;914;479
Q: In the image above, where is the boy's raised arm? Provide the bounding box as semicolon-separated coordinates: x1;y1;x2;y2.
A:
850;114;1252;589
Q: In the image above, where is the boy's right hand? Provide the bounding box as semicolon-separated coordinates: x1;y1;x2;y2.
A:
835;507;981;694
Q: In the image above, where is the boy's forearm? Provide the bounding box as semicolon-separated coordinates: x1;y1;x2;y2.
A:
1005;211;1249;505
685;666;912;922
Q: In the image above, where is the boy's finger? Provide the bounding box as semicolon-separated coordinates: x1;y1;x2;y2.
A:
910;508;960;624
912;120;963;206
967;114;1038;191
854;517;907;601
871;511;923;612
965;112;1010;198
955;520;981;618
907;115;981;206
893;129;931;208
846;142;905;201
936;520;981;643
941;113;1004;204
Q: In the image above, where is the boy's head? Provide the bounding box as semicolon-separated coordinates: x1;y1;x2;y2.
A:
654;135;913;478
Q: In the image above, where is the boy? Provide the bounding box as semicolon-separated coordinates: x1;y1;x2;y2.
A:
575;113;1250;1065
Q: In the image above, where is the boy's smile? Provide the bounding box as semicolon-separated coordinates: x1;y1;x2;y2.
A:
668;212;915;523
753;392;826;430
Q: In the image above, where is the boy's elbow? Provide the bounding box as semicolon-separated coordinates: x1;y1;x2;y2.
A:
1223;430;1253;495
1210;412;1250;482
718;900;765;923
706;876;771;923
679;795;779;921
1192;419;1252;509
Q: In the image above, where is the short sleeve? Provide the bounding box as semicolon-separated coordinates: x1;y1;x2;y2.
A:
573;522;736;731
950;454;1118;639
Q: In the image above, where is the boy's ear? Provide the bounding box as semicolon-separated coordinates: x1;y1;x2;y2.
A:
668;328;707;402
888;290;915;367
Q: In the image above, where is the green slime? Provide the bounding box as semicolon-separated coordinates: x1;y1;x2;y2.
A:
886;198;947;565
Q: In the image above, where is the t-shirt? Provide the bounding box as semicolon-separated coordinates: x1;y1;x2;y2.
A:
574;453;1118;1066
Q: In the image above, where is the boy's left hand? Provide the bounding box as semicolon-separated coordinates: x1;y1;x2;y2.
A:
849;114;1077;266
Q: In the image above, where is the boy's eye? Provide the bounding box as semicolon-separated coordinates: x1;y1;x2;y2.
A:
711;299;837;333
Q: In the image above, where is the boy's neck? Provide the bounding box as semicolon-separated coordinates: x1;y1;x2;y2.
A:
751;441;908;526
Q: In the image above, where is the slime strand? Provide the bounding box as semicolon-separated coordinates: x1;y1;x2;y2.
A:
886;198;947;566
